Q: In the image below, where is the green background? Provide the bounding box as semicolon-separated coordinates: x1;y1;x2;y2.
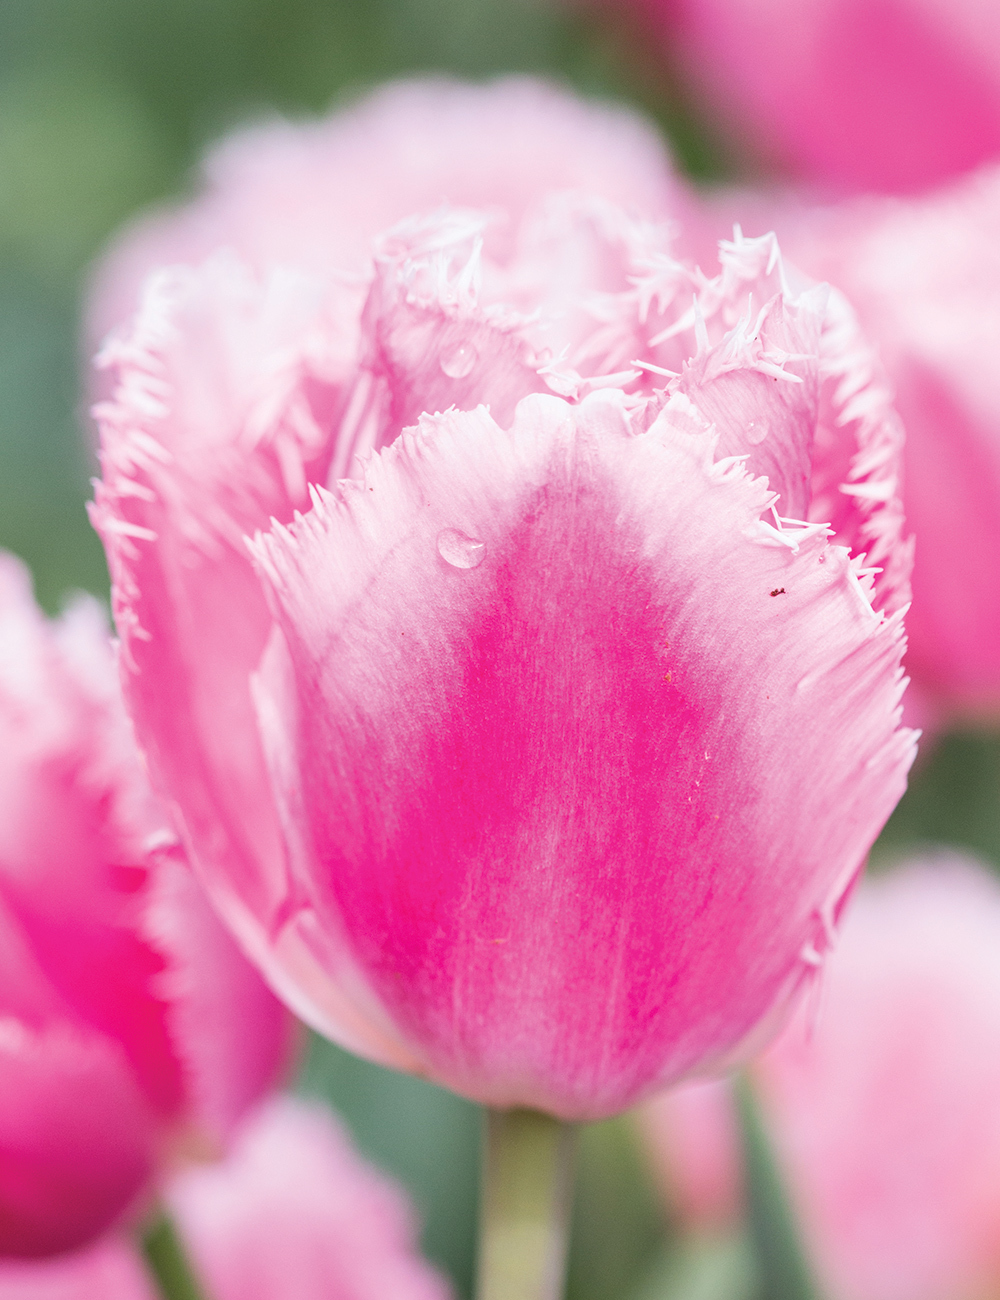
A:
0;3;992;1296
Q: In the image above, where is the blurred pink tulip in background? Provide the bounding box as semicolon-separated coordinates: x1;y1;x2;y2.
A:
91;79;915;1119
0;1239;156;1300
87;78;688;353
644;857;1000;1300
168;1097;451;1300
0;1099;450;1300
0;554;293;1257
642;0;1000;195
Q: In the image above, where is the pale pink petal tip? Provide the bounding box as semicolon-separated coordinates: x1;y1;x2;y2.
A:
168;1097;452;1300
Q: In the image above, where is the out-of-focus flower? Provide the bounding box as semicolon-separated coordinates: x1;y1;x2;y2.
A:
91;79;915;1120
0;554;293;1258
701;165;1000;726
86;78;688;354
637;0;1000;195
641;1075;741;1231
0;1239;156;1300
643;856;1000;1300
168;1097;450;1300
0;1098;451;1300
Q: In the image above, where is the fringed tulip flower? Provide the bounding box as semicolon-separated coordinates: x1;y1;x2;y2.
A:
637;0;1000;194
644;856;1000;1300
90;80;915;1120
0;555;293;1257
703;166;1000;724
0;1098;451;1300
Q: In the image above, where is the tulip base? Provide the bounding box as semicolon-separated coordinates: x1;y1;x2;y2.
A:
476;1107;578;1300
141;1208;207;1300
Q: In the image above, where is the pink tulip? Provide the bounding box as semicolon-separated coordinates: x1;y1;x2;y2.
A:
700;166;1000;723
0;1240;156;1300
86;78;687;356
0;554;293;1257
641;1076;741;1230
644;856;1000;1300
168;1097;450;1300
0;1098;451;1300
640;0;1000;195
91;79;915;1119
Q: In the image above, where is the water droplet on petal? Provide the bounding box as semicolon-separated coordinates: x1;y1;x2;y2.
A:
746;419;769;445
437;528;486;569
440;342;478;380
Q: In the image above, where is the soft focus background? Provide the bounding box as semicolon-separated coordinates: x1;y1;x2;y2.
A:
1;1;994;1296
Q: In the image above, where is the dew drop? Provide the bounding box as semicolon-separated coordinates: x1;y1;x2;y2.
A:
440;342;478;380
437;528;486;569
746;419;769;445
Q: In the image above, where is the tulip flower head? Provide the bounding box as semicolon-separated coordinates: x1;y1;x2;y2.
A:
0;555;292;1257
0;1098;451;1300
644;857;1000;1300
91;80;915;1119
641;0;1000;194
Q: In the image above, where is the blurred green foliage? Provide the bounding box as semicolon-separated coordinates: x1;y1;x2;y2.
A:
1;2;995;1298
876;729;1000;872
734;1077;817;1300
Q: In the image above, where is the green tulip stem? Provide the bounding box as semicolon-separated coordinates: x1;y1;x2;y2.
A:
735;1073;819;1300
141;1206;209;1300
476;1107;578;1300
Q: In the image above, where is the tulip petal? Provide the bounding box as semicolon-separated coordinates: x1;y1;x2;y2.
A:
0;1020;155;1258
143;853;297;1145
252;389;914;1117
0;557;184;1119
90;258;351;991
612;228;910;617
0;1239;155;1299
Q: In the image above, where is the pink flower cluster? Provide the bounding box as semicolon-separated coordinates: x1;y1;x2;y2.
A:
11;35;1000;1293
